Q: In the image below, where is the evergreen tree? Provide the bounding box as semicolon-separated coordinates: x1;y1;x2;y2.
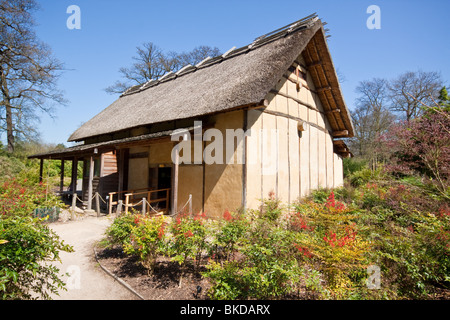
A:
437;86;450;109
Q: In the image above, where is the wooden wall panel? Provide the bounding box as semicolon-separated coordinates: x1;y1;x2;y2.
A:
261;112;277;200
203;110;244;218
318;129;326;188
277;116;289;202
288;118;300;205
326;133;334;189
309;127;319;191
246;109;263;210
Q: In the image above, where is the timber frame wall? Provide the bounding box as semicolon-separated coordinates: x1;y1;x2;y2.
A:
245;54;344;211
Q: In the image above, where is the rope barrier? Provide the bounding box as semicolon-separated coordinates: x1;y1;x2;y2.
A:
110;193;192;218
169;197;192;217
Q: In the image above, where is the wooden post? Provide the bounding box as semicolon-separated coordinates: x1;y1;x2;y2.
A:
116;200;123;216
108;192;113;216
166;189;170;213
71;193;76;220
172;149;179;215
142;197;146;215
125;194;130;214
117;149;124;200
71;157;78;194
59;158;65;195
87;155;94;211
39;158;44;183
171;130;187;215
95;192;100;217
188;194;192;213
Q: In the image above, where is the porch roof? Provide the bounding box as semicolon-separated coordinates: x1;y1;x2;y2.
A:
28;126;189;160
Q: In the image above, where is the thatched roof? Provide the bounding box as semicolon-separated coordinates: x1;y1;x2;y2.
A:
68;14;353;142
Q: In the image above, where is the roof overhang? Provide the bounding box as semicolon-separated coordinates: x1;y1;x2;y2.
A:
28;126;197;160
301;28;354;138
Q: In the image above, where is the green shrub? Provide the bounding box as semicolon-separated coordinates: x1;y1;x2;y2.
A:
213;210;249;262
343;158;368;177
259;192;283;222
204;201;302;300
105;213;137;246
347;164;387;188
167;212;210;287
123;214;168;274
0;216;73;299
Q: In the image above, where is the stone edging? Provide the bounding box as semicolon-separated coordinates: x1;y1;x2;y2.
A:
93;246;145;300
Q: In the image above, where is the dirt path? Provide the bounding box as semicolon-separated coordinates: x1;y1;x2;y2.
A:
48;216;137;300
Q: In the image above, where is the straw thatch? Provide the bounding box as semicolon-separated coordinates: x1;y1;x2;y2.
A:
68;16;353;142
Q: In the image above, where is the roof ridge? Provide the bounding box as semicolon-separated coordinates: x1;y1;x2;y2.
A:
120;14;320;97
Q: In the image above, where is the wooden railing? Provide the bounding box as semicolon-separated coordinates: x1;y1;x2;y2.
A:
108;188;170;215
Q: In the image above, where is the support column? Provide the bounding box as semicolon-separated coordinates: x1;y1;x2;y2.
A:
87;155;94;211
71;157;78;194
39;158;44;183
118;149;124;198
171;130;188;215
59;158;65;194
172;147;179;215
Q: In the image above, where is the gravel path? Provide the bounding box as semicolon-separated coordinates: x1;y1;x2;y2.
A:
48;216;137;300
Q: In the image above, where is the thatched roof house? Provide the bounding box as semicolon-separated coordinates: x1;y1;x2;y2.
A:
31;14;353;217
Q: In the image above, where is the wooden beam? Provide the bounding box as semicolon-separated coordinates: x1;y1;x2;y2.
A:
326;109;341;115
332;130;349;137
316;86;332;93
261;109;331;135
269;89;320;112
306;60;322;69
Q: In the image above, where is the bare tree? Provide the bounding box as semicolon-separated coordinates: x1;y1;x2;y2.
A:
388;70;442;121
105;43;221;94
0;0;65;152
177;45;221;66
350;78;395;164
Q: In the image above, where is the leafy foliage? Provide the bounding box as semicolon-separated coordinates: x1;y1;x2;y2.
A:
104;166;449;299
123;214;168;274
0;217;73;299
377;109;450;198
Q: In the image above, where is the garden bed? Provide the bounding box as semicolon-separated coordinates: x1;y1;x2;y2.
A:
95;245;211;300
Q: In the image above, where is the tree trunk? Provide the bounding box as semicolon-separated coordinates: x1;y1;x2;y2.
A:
5;104;14;153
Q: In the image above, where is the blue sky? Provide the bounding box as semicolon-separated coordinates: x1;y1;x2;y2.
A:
18;0;450;145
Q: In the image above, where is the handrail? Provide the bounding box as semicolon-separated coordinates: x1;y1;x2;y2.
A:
108;187;157;215
124;188;170;214
108;188;170;215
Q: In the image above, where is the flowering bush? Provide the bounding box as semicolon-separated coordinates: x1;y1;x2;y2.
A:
213;210;248;262
292;194;371;298
123;214;168;274
167;211;209;286
103;169;449;299
0;178;62;218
